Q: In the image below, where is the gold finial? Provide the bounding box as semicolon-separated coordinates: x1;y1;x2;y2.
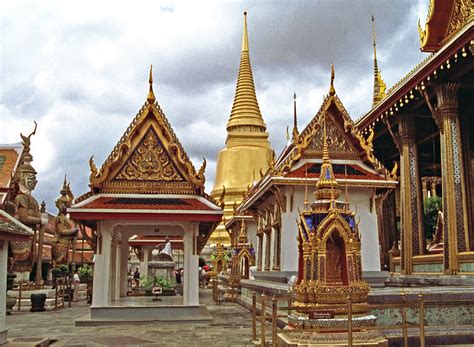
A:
292;92;299;141
329;64;336;96
322;115;330;163
147;65;156;104
226;10;267;132
371;15;387;107
315;114;341;200
304;164;309;209
242;11;249;52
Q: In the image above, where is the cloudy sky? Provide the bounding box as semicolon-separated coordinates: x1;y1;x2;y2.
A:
0;1;429;212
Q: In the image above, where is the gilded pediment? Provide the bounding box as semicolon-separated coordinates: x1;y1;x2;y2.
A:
114;128;185;183
88;72;206;195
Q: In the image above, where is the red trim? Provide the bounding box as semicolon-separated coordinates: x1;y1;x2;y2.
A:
69;211;222;222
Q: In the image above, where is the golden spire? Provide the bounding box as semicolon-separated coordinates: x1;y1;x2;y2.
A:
315;114;341;200
329;64;336;96
147;65;156;104
372;15;386;107
292;92;299;141
226;11;266;132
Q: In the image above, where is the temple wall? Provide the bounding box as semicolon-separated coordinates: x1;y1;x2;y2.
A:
349;187;382;272
279;186;382;273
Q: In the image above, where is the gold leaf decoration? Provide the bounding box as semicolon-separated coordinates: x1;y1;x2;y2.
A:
115;128;184;182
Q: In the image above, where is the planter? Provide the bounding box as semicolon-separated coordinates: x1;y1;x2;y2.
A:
30;293;46;312
161;288;176;296
6;295;17;314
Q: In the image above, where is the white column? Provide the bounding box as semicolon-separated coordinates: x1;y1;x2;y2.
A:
183;223;199;306
109;233;117;301
139;246;149;279
114;235;121;301
120;235;129;297
0;241;9;344
92;223;112;307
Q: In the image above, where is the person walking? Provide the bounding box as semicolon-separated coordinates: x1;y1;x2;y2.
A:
73;271;80;302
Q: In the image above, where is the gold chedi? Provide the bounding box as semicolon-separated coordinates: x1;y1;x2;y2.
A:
210;12;273;245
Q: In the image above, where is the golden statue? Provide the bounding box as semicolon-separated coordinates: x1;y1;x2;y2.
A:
11;124;48;276
52;176;79;267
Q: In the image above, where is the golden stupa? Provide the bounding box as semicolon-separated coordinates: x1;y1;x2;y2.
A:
209;12;273;245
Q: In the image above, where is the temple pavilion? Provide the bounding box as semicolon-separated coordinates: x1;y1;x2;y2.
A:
69;68;222;320
356;0;474;277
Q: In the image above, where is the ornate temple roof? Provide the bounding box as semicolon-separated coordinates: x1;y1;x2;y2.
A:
418;0;473;52
0;143;23;206
357;11;473;131
236;66;396;213
84;66;207;197
73;193;222;217
275;65;393;179
0;209;33;241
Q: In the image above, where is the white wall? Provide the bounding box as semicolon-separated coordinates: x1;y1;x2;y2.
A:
279;185;381;273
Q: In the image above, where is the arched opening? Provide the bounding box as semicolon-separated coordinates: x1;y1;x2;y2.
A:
216;259;223;273
325;230;348;285
240;255;250;279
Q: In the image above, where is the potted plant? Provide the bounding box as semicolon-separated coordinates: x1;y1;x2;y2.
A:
78;264;94;304
140;276;154;296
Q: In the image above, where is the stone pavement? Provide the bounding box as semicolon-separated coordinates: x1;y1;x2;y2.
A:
6;289;264;346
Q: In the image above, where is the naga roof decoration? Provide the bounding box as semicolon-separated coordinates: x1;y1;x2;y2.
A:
418;0;473;52
275;65;392;179
87;66;206;197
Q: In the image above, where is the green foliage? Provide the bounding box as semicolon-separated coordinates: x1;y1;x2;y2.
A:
51;264;70;278
424;196;442;240
140;275;174;290
78;264;94;282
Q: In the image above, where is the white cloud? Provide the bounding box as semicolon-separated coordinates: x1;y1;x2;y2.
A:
0;0;428;211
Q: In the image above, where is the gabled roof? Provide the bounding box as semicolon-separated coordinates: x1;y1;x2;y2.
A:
275;88;392;179
0;143;23;205
0;209;33;241
85;67;206;197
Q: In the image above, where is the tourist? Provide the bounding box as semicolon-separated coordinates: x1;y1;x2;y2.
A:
72;271;80;302
133;267;140;288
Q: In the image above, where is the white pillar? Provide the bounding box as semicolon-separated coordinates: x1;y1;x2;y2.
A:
183;223;199;306
120;236;129;297
139;246;149;279
109;233;117;301
92;224;112;307
0;241;9;344
114;235;121;301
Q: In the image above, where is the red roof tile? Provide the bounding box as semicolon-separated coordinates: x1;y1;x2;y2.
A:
0;148;20;188
80;196;215;211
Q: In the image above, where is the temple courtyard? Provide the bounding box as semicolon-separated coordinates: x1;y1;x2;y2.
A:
5;289;261;346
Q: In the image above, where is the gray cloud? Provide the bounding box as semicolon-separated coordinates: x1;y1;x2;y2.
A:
0;1;427;212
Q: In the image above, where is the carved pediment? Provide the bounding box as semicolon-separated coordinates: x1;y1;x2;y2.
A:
114;128;185;183
305;116;356;156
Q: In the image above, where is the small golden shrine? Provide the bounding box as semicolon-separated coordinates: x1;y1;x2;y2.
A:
292;66;370;322
229;219;255;283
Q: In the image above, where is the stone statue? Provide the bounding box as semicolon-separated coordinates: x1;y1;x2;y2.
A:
429;204;444;253
10;124;48;279
161;236;173;259
52;176;79;267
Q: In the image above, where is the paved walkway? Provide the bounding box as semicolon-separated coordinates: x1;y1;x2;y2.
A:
6;289;259;346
